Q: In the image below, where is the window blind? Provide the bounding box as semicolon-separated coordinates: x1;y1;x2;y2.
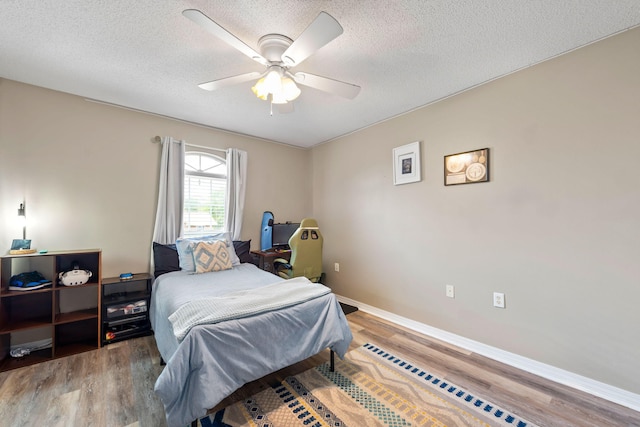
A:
183;174;226;237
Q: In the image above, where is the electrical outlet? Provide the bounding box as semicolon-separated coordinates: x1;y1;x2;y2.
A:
493;292;505;308
446;285;455;298
334;263;340;272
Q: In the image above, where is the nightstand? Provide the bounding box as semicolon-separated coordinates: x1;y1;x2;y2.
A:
101;273;152;345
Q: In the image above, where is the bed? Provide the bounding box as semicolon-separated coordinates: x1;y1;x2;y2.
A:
150;240;353;427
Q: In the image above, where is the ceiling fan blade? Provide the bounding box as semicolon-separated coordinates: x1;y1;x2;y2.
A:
183;9;269;67
198;71;263;91
281;12;343;67
293;72;360;99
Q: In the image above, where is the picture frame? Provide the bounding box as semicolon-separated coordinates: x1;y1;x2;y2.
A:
444;148;489;186
10;239;31;250
9;239;35;255
393;141;421;185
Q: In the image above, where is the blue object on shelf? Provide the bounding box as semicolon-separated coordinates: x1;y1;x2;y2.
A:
9;271;52;291
260;211;274;251
119;273;133;280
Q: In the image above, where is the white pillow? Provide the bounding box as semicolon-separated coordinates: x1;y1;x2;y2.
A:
175;232;240;272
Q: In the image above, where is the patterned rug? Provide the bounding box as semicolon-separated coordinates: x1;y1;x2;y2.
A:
199;343;538;427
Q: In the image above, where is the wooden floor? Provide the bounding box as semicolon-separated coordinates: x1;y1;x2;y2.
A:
0;310;638;426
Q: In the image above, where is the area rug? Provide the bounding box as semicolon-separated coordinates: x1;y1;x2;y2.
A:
200;343;537;427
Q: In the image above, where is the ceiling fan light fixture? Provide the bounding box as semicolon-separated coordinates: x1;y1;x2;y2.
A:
271;90;289;104
186;9;361;108
251;77;269;100
251;68;301;103
263;68;283;93
282;77;301;101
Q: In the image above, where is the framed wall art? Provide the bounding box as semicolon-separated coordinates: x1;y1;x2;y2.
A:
393;141;421;185
444;148;489;186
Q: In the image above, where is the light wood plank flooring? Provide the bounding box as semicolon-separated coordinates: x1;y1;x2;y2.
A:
0;310;638;426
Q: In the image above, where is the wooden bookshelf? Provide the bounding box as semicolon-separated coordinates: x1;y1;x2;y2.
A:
0;249;101;371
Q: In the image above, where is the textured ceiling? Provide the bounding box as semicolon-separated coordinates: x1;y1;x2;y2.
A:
1;1;639;148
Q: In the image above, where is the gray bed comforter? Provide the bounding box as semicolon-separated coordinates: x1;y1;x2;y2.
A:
150;264;353;427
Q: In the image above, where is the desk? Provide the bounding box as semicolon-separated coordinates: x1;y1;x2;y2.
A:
250;249;291;274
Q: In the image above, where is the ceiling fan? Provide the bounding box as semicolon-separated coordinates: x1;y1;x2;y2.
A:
182;9;361;107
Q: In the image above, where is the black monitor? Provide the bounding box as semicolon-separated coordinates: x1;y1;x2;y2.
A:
271;222;300;248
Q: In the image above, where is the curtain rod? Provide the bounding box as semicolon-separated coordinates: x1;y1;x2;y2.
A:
154;136;227;153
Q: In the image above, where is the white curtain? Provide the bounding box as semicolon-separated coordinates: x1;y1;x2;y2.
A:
152;137;185;244
225;148;248;240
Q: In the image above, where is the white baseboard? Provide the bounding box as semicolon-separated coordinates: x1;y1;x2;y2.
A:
337;295;640;413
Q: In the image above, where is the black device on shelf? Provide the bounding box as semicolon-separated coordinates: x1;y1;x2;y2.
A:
271;222;300;249
101;273;152;345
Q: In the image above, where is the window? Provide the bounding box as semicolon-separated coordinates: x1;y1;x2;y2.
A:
183;152;227;237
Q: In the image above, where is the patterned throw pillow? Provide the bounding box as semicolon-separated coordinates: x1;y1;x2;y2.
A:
176;232;241;272
193;240;233;273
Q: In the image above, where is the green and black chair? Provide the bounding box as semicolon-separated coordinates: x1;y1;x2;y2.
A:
274;218;324;282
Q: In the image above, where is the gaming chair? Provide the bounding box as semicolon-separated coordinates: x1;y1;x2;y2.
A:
274;218;323;282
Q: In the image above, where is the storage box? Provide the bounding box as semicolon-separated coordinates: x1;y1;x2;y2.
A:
105;299;147;319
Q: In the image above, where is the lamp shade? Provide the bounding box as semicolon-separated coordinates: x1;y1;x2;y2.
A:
263;69;283;93
251;67;301;104
281;78;301;101
271;90;288;104
251;78;269;100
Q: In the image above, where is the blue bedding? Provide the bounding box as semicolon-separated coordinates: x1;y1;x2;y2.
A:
150;264;353;427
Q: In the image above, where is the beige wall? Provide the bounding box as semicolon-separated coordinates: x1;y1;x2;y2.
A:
312;27;640;394
2;26;638;397
0;79;312;277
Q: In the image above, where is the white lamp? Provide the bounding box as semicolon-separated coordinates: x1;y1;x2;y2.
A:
10;202;36;254
18;202;26;239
